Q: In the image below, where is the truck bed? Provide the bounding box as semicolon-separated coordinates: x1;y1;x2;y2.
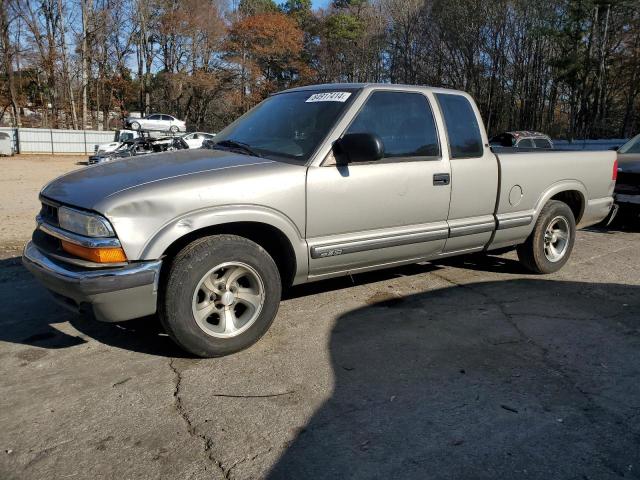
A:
488;149;616;250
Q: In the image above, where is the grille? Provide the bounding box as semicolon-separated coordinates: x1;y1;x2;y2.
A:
32;227;61;252
39;200;59;226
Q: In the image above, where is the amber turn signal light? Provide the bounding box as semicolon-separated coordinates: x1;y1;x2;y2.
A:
61;240;128;263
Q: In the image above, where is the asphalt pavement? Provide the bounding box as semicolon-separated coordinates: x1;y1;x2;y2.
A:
1;224;639;480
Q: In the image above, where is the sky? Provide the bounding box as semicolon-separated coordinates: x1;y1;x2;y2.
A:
312;0;332;9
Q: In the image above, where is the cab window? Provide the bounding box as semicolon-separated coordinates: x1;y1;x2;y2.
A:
346;91;439;159
435;93;484;158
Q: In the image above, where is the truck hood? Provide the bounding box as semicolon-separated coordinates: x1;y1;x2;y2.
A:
41;149;275;210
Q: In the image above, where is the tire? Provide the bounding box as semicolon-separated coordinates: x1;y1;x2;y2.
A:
169;125;178;133
160;235;282;357
131;121;141;130
517;200;576;274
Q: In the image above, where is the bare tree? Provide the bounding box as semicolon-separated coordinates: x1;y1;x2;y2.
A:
0;0;21;126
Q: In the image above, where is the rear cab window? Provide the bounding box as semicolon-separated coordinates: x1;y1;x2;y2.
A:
435;93;484;159
346;91;440;159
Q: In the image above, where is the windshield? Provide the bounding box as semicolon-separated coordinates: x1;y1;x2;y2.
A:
619;134;640;154
213;89;357;162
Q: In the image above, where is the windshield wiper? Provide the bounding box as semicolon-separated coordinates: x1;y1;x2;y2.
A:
213;140;263;158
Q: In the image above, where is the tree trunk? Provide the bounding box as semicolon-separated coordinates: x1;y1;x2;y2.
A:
56;0;78;129
0;1;21;127
81;0;89;129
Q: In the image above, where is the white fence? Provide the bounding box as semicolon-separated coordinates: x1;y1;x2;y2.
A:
0;127;115;155
0;126;629;155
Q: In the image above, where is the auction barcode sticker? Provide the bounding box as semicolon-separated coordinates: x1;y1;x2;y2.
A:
306;92;352;103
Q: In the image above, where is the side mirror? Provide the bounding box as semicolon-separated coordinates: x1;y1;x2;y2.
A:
333;133;384;164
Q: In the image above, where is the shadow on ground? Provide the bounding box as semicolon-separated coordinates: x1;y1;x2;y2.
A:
0;256;444;357
2;250;640;478
267;278;640;480
0;256;187;357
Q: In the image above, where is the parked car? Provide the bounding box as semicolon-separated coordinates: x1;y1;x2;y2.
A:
490;131;554;149
24;83;616;357
181;132;216;149
612;133;640;218
0;131;14;156
88;134;188;165
94;129;140;154
125;114;186;133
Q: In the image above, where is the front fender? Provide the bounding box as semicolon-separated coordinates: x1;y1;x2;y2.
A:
138;205;309;285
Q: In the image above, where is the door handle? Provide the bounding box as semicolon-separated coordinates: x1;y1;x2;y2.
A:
433;173;450;186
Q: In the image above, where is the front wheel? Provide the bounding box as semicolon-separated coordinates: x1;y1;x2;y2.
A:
130;121;141;130
160;235;282;357
517;200;576;274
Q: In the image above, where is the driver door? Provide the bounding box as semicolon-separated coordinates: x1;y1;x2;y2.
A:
306;90;452;278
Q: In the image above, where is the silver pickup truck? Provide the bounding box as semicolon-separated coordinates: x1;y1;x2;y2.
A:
23;84;616;357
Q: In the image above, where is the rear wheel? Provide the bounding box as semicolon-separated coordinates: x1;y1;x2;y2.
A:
169;125;179;133
517;200;576;274
160;235;281;357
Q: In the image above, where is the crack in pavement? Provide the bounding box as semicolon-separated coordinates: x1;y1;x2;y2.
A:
168;358;228;479
225;447;274;478
165;267;638;479
168;359;288;479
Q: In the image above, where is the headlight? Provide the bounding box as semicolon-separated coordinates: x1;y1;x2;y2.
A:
58;207;115;237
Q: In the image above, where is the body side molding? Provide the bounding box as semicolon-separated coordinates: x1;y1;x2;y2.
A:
496;215;534;230
312;211;537;260
310;228;449;259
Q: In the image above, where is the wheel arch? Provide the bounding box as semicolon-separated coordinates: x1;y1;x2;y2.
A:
549;191;585;224
143;206;308;288
534;181;587;226
491;181;587;251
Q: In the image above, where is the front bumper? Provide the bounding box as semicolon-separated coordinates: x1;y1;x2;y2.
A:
22;241;162;322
